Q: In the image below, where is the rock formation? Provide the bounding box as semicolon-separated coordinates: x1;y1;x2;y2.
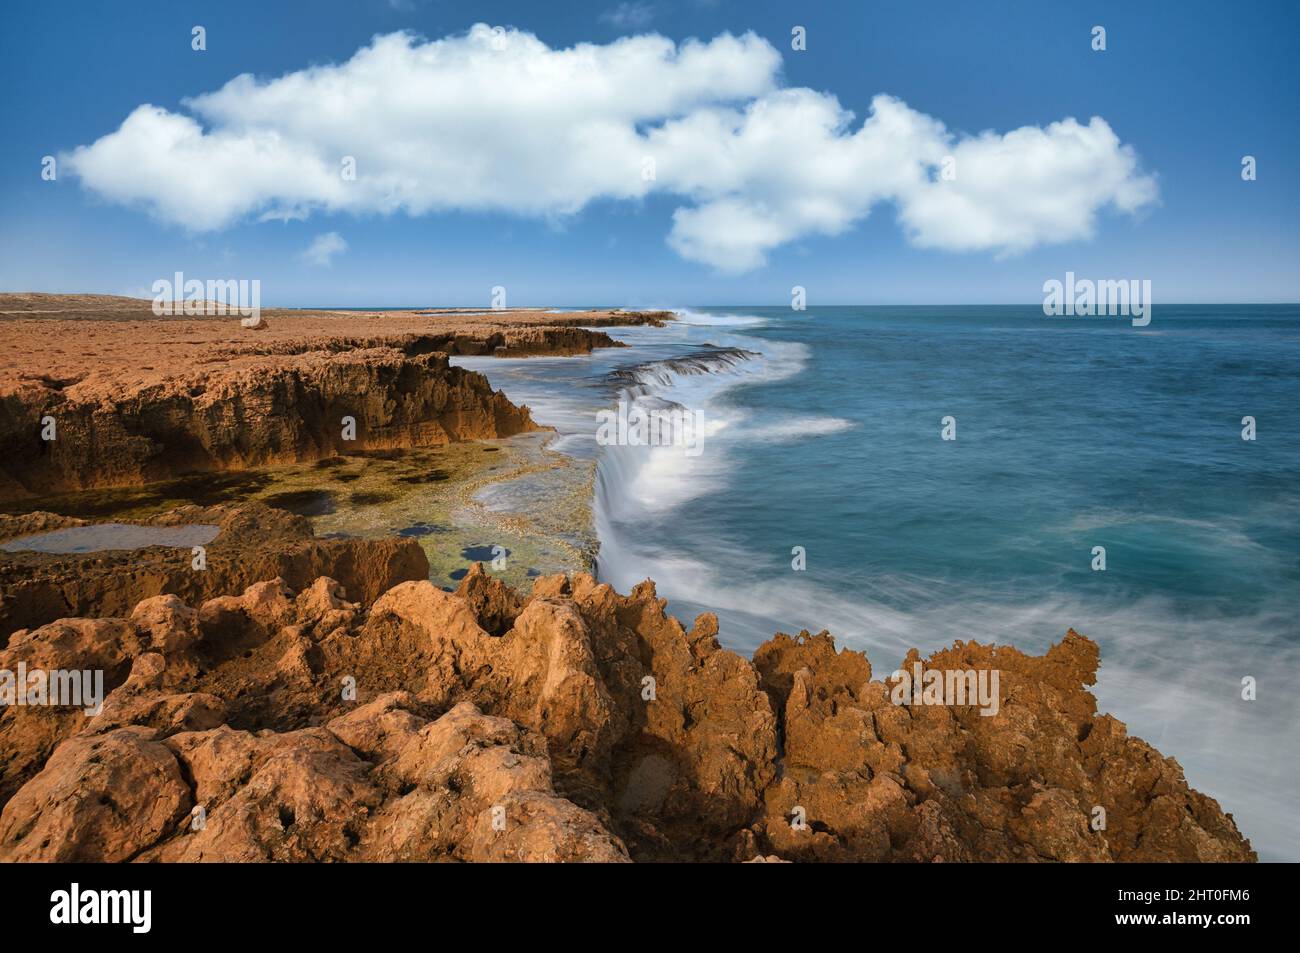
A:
0;503;428;641
0;565;1256;863
0;296;672;502
0;349;538;501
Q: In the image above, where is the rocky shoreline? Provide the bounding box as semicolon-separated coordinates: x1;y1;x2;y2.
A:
0;296;1257;862
0;503;428;643
0;556;1255;862
0;296;670;502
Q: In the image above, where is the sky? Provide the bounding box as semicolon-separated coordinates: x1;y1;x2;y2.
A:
0;0;1296;307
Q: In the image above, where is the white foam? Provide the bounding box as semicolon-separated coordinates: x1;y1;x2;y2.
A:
588;315;1298;858
592;332;806;522
744;416;857;441
592;527;1299;861
671;308;769;328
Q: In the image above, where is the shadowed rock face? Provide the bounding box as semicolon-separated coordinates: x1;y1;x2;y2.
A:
0;296;674;503
0;503;429;642
0;565;1255;863
0;350;539;501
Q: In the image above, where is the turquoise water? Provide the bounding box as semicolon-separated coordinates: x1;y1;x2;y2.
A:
457;304;1300;860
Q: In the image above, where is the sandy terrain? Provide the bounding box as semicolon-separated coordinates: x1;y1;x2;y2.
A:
0;293;670;392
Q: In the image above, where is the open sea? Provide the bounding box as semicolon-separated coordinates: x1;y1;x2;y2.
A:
455;304;1300;861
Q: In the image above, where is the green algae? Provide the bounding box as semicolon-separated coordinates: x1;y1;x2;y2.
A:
0;434;596;593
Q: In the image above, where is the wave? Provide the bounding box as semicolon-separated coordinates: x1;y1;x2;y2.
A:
592;533;1300;861
585;318;1299;861
591;331;829;523
743;416;857;441
604;345;760;394
670;308;770;328
1063;509;1272;551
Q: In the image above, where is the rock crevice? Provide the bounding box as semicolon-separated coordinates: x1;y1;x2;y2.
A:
0;565;1256;863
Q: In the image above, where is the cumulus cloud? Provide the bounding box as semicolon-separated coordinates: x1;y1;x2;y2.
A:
62;24;1157;272
300;231;348;267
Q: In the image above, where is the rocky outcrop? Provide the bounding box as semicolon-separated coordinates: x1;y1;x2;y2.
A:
752;632;1252;862
0;296;673;502
0;349;539;501
0;568;1255;863
0;502;428;643
286;324;634;358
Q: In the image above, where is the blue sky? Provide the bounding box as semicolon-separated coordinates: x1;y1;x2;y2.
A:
1;0;1296;306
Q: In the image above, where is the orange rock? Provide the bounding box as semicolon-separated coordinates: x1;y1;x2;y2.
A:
0;295;671;502
0;502;429;638
0;727;191;862
0;573;1258;863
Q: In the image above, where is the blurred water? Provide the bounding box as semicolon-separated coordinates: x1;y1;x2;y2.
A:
458;304;1300;861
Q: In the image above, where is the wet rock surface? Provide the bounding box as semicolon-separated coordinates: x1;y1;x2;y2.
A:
0;349;540;501
0;502;428;645
0;296;672;502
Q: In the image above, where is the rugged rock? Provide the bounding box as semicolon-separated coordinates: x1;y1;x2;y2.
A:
0;296;672;502
0;572;1257;863
0;502;428;639
0;727;191;862
752;631;1255;863
0;349;538;501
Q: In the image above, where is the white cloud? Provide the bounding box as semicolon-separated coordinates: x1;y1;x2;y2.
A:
301;231;347;267
897;116;1158;255
63;24;1157;273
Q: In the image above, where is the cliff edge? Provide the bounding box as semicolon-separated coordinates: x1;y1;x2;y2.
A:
0;297;670;502
0;565;1256;863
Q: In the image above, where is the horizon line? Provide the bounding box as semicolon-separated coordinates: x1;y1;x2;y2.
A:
4;292;1300;310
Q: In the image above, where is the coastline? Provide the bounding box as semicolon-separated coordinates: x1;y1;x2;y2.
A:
0;296;1262;862
0;295;671;501
459;304;1294;861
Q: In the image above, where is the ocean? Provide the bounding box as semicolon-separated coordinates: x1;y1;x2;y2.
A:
454;304;1300;861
